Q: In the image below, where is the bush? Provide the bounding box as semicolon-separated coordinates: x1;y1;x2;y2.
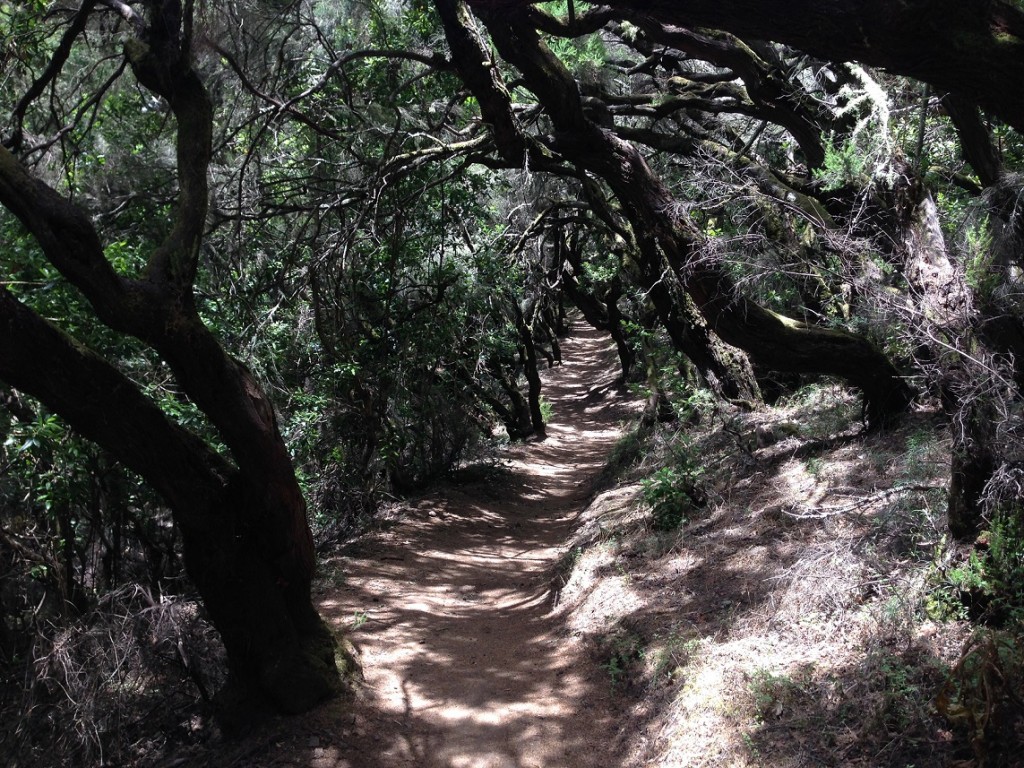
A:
937;629;1024;765
641;449;707;531
985;498;1024;625
928;465;1024;627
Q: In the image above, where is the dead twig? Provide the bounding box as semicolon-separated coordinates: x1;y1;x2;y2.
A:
784;483;944;520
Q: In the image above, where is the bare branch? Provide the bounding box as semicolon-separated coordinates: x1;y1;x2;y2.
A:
6;0;99;152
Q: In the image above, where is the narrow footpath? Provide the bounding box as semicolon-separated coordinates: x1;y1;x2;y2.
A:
311;322;638;768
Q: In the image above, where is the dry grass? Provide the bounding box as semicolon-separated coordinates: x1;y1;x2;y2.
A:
0;585;224;768
555;384;984;767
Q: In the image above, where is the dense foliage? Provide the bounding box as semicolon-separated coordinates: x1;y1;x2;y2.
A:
1;0;1022;763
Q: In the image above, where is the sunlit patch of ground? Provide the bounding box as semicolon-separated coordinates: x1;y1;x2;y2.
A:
163;346;983;768
553;389;974;767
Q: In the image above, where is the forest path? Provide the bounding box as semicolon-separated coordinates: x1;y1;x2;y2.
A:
312;321;640;768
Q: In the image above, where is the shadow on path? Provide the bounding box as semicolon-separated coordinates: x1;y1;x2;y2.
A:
313;321;640;768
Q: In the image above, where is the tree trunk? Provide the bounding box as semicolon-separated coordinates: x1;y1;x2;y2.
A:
636;253;762;405
0;288;352;717
0;6;352;720
602;283;634;379
943;94;1002;189
486;355;535;438
181;486;347;721
948;401;997;541
515;302;547;437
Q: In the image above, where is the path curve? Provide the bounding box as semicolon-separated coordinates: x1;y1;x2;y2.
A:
316;322;638;768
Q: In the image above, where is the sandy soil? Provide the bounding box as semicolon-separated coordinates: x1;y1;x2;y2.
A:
293;323;640;768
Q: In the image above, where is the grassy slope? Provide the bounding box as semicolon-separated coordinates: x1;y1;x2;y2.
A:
554;384;1022;767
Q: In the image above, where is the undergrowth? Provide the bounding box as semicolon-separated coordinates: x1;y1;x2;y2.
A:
0;586;221;768
925;486;1024;764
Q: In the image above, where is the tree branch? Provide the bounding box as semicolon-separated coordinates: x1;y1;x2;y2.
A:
124;3;212;290
471;3;913;423
574;0;1024;133
0;287;228;528
5;0;99;152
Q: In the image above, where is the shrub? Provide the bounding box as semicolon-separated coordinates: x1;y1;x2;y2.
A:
927;465;1024;627
937;629;1024;765
985;498;1024;625
641;449;706;532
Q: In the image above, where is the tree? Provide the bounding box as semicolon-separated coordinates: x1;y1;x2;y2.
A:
207;0;555;469
0;1;350;716
587;0;1024;134
431;0;1024;549
435;0;914;425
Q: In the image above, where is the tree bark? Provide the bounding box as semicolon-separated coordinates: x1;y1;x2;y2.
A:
453;362;532;439
943;95;1003;189
0;289;349;718
486;355;536;438
515;302;547;437
634;250;762;404
948;401;997;541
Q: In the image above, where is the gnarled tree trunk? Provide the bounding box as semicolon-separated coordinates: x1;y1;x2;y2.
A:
0;3;352;720
515;300;548;437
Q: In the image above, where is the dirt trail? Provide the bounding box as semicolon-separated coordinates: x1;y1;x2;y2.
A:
312;322;639;768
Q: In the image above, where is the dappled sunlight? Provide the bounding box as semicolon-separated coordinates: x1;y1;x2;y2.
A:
543;395;963;768
306;322;639;767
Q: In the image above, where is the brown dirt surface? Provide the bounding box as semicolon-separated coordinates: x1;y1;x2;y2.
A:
204;322;642;768
153;324;989;768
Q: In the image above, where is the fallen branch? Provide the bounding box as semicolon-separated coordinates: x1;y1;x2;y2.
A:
784;483;945;520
